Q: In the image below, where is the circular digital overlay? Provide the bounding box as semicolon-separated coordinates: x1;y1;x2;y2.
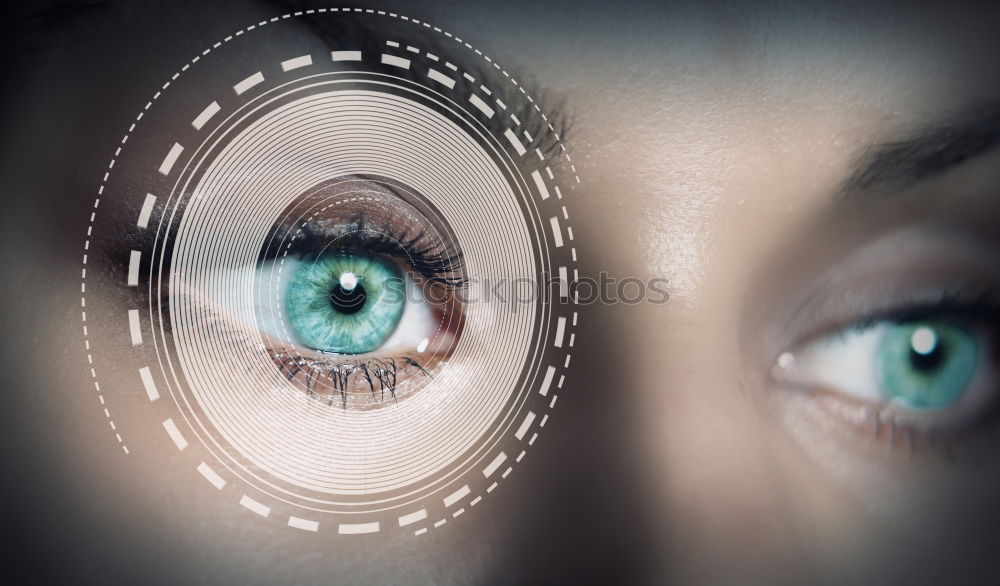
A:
79;8;581;537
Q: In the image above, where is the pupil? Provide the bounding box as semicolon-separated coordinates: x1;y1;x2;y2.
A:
909;334;945;372
329;282;366;315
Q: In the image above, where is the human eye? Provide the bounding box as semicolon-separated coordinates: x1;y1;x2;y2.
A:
773;297;997;433
246;177;465;407
754;227;1000;475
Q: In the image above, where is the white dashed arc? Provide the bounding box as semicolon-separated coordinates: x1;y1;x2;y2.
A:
80;8;580;538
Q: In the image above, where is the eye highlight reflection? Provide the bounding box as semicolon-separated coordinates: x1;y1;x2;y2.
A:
252;175;466;409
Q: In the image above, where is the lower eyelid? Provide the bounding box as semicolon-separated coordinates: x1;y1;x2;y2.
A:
267;349;440;408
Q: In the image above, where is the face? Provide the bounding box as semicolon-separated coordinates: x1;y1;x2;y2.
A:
4;1;1000;583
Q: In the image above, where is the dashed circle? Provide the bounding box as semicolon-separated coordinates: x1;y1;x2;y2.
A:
80;7;581;537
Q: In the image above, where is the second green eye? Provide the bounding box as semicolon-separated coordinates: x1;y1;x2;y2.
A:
284;252;405;354
876;320;978;410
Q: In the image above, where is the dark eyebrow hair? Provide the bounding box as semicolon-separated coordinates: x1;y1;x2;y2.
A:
841;102;1000;197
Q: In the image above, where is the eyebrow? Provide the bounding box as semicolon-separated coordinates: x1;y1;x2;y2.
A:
842;103;1000;197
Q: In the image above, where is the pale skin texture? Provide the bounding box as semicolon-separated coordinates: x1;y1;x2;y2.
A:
3;0;1000;584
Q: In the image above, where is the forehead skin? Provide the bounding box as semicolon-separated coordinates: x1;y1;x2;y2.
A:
3;0;1000;584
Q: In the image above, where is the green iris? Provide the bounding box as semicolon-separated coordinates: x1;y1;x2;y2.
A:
284;252;405;354
876;320;978;410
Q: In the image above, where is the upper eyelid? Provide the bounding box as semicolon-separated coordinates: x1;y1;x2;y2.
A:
275;221;466;287
740;216;1000;378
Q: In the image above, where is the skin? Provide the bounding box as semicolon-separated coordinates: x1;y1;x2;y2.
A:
3;0;999;584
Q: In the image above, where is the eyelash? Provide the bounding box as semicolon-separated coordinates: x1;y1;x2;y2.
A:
269;350;431;408
280;217;467;291
851;286;1000;330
